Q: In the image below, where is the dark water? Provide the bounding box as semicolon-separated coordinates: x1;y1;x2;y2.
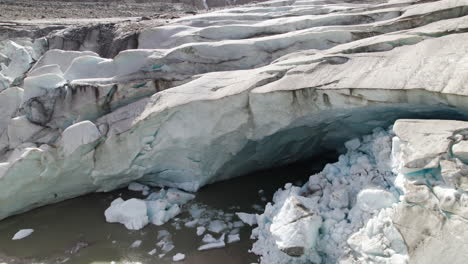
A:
0;154;336;264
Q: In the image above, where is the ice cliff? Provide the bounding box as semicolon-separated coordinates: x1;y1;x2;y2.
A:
2;2;468;261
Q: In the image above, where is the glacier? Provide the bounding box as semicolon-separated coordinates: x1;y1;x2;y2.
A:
2;0;468;262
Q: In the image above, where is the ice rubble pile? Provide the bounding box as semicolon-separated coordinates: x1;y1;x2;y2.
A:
250;120;468;264
3;0;468;228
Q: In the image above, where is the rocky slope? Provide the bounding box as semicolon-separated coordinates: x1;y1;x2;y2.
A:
2;0;468;262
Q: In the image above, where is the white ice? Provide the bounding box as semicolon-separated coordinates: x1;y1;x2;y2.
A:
104;198;149;230
12;229;34;240
173;253;186;261
236;212;257;226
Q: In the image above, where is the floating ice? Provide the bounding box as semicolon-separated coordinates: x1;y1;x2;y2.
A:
173;253;185;262
207;220;227;233
104;188;195;230
236;212;257;226
130;240;142;248
157;230;175;253
227;234;240;244
202;234;218;243
146;188;195;226
147;200;181;226
184;219;198;228
196;226;206;236
148;248;157;255
12;229;34;240
104;198;149;230
199;233;226;251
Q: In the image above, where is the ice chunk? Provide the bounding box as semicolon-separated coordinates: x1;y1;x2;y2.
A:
145;188;195;226
63;55;112;81
0;72;11;91
62;121;101;156
128;182;150;195
130;240;142;248
345;138;361;151
157;230;171;239
198;241;226;251
12;229;34;240
196;226;206;236
148;248;157;255
236;212;257;226
147;200;181;226
165;188;196;205
270;195;322;257
227;234;240;244
104;198;149;230
173;253;185;262
1;41;33;81
30;50;98;73
184;219;198;228
28;64;63;77
188;204;205;218
207;220;227;233
199;233;225;251
7;116;44;149
157;238;175;253
355;188;397;212
128;182;149;192
233;221;244;228
202;234;218;243
22;73;66;102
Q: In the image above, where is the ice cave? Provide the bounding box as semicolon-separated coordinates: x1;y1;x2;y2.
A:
2;0;468;263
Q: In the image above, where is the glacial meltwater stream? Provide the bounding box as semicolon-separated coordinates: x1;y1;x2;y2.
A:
0;154;337;264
